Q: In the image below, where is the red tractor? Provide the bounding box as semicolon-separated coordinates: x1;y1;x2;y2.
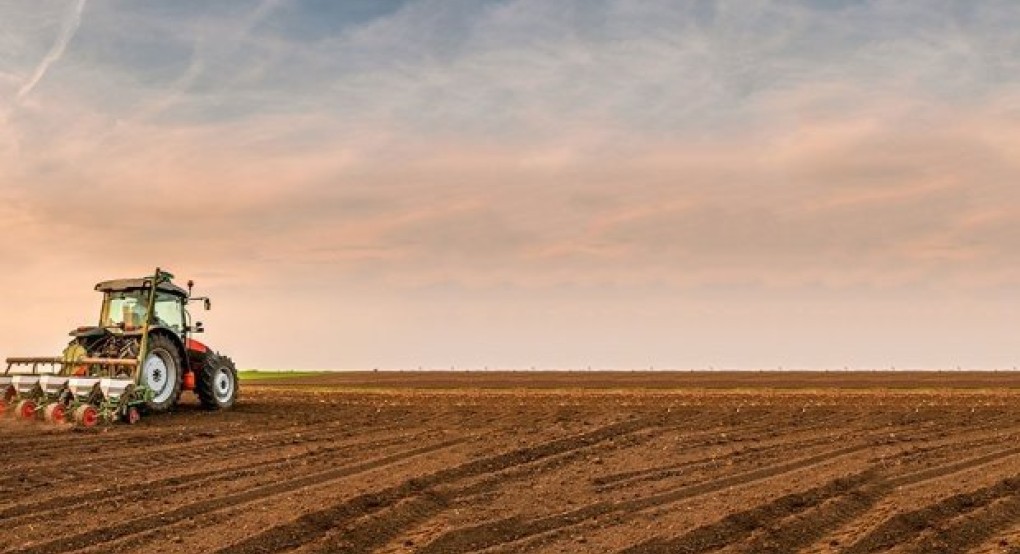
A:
1;268;238;426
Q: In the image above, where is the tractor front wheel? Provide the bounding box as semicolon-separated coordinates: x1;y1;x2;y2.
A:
196;354;238;410
140;334;184;413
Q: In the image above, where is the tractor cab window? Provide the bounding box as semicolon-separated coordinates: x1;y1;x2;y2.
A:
103;292;147;329
102;291;184;333
153;293;184;334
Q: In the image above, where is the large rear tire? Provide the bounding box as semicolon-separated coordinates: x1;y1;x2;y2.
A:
196;354;238;410
141;334;183;413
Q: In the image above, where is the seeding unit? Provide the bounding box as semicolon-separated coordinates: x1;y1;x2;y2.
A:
0;268;238;427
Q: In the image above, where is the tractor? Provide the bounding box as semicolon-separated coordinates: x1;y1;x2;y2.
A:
0;268;238;426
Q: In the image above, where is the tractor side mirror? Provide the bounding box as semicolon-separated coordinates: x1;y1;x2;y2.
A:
192;322;205;334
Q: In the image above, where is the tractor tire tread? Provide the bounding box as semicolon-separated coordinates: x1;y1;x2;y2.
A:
196;354;238;410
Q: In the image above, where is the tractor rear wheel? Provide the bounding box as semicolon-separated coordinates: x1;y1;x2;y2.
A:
196;354;238;410
140;334;184;413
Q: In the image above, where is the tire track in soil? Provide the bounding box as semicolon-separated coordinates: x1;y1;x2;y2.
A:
210;417;665;554
0;410;424;487
484;434;1014;554
620;446;1020;554
0;429;439;525
593;413;1015;492
414;442;873;554
444;417;878;525
458;412;835;499
614;444;1020;554
297;421;709;553
0;417;417;497
790;443;1020;553
618;472;879;554
1;415;365;473
370;416;979;554
286;413;850;553
842;476;1020;554
1;408;767;512
82;418;698;554
491;413;902;510
592;415;861;489
423;424;1018;554
298;493;451;554
0;392;400;457
464;413;806;500
1;437;467;554
0;408;341;458
595;425;882;493
906;494;1020;553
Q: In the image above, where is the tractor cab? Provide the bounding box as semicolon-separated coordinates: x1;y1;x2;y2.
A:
95;278;195;336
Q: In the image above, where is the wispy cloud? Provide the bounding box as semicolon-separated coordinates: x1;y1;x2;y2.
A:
15;0;86;102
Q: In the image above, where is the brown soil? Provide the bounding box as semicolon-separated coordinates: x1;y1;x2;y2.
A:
1;372;1020;553
263;370;1020;389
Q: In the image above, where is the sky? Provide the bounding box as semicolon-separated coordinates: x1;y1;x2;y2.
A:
1;0;1019;370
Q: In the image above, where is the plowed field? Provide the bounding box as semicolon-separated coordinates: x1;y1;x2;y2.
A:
2;371;1020;553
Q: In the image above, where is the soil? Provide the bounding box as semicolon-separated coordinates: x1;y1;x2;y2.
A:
2;371;1020;553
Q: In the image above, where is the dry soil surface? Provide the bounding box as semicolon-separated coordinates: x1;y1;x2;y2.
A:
2;372;1020;553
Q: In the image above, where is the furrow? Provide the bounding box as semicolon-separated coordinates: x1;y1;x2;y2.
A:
619;472;878;554
0;429;434;525
474;421;1020;554
593;417;854;488
2;437;466;554
300;422;686;553
905;494;1020;553
625;445;1020;554
2;416;362;475
0;408;337;458
420;420;1015;554
211;416;662;554
843;477;1020;554
417;442;872;554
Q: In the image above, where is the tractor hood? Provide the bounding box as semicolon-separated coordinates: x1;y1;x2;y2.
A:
69;326;144;338
70;326;108;339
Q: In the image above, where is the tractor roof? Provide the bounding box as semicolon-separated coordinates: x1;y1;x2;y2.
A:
95;278;188;297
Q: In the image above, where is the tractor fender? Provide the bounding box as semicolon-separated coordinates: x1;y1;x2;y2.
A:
145;327;187;366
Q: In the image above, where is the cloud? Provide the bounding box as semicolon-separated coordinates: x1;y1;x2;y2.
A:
15;0;87;102
3;1;1020;367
